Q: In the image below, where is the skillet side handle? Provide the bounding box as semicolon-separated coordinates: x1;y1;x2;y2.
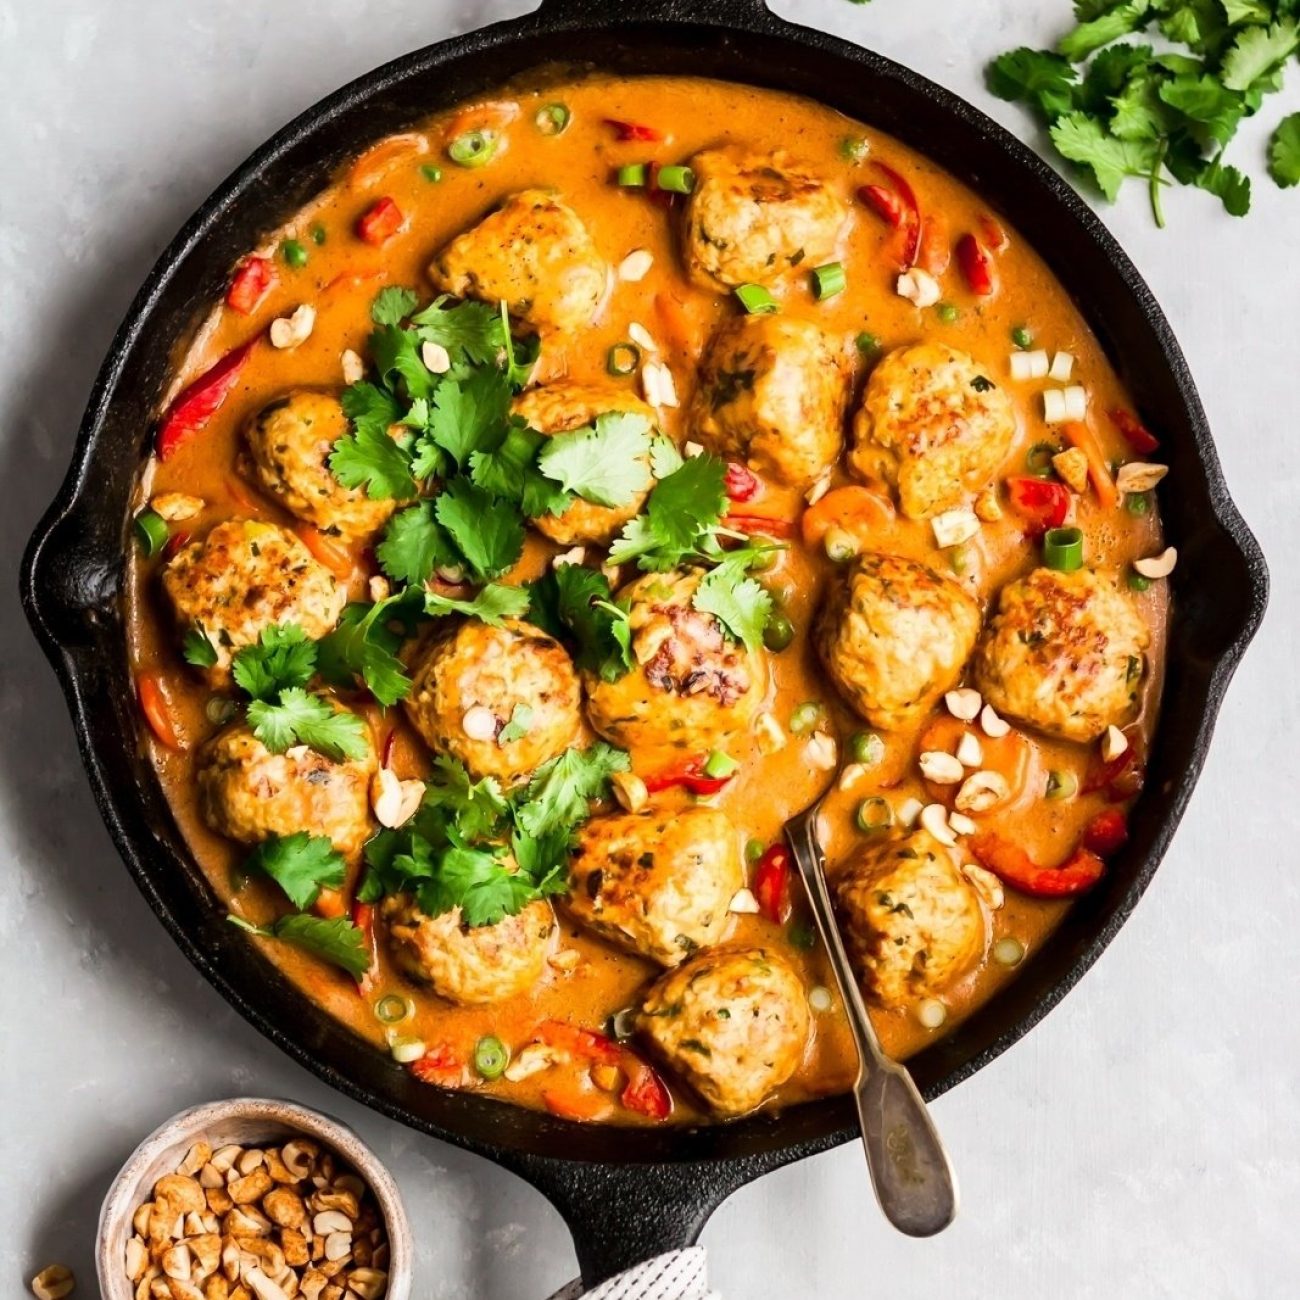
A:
535;0;773;25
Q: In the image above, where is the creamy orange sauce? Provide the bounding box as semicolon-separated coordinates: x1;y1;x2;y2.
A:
127;74;1166;1124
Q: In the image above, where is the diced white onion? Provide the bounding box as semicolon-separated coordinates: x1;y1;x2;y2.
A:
1042;389;1068;424
896;268;941;309
805;475;832;506
931;507;981;549
1063;385;1088;421
1049;350;1075;382
1010;349;1050;381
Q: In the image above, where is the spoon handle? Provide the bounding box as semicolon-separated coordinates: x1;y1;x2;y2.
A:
785;809;959;1237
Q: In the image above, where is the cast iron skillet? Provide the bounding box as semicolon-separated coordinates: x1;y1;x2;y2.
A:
20;0;1268;1284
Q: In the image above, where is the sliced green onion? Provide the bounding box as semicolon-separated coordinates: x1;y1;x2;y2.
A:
448;130;500;168
1127;570;1152;592
134;509;170;556
789;701;823;735
606;341;640;377
734;283;778;315
1043;526;1084;572
282;239;308;268
811;262;846;301
1026;441;1059;478
748;547;779;573
703;750;739;779
936;302;959;323
856;797;894;834
420;163;444;183
1012;325;1034;349
1126;491;1150;516
1045;770;1078;801
310;223;327;246
745;837;766;865
388;1035;427;1064
374;994;412;1025
607;1007;638;1041
993;936;1025;966
850;731;885;766
655;164;695;194
856;331;881;355
473;1035;509;1080
205;695;239;726
535;103;571;136
839;136;870;164
823;527;859;563
788;918;817;951
763;612;794;652
616;162;649;188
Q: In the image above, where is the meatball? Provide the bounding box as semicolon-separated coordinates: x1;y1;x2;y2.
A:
403;617;582;784
428;190;608;334
513;383;657;545
850;343;1016;519
636;945;810;1116
583;571;768;763
243;389;395;540
682;148;849;292
973;567;1150;743
566;807;743;966
690;315;849;489
817;553;981;730
382;894;555;1006
161;519;347;678
196;720;376;857
835;829;988;1009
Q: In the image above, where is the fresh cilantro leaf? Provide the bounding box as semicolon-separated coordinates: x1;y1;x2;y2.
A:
231;624;317;701
376;501;458;586
527;565;633;682
316;598;416;706
648;435;685;480
1197;156;1252;214
425;367;513;469
497;704;533;745
1221;19;1299;92
1050;111;1160;200
470;423;573;519
1158;73;1245;145
434;478;526;581
371;324;436;403
510;825;573;893
515;743;630;840
1270;113;1300;187
1059;2;1152;61
410;295;507;366
424;582;531;626
420;755;509;843
228;912;370;977
329;421;417;501
371;286;420;327
417;845;538;928
340;382;403;439
247;688;370;762
987;47;1080;119
692;553;776;655
1222;0;1271;25
608;453;729;571
182;625;218;669
246;831;345;909
535;411;655;508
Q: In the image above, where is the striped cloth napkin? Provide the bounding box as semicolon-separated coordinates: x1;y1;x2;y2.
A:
547;1247;718;1300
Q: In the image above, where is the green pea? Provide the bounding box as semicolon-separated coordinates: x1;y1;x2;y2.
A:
763;613;795;652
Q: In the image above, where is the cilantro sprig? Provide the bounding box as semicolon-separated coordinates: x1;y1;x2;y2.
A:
989;4;1300;224
230;912;370;978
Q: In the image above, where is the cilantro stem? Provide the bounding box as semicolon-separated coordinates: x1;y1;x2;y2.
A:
1149;144;1168;231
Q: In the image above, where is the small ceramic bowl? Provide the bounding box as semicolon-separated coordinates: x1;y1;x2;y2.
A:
97;1097;412;1300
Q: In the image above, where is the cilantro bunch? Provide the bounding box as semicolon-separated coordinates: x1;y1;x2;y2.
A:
989;1;1300;224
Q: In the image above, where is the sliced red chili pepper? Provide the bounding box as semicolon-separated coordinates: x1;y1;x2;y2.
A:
356;196;405;246
723;512;796;539
858;183;906;228
380;729;396;770
536;1019;623;1065
225;256;276;315
916;213;951;277
155;340;256;460
162;529;192;561
978;213;1009;252
1005;476;1071;536
753;845;793;925
409;1043;464;1085
1083;807;1129;857
723;462;759;503
1109;408;1160;454
604;118;662;142
955;232;996;296
869;161;921;267
136;672;183;750
621;1059;672;1121
970;833;1105;898
642;757;733;797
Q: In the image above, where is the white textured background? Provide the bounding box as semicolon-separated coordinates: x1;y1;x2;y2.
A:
2;2;1297;1296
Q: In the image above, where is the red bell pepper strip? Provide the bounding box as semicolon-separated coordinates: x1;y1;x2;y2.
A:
225;256;276;315
1083;807;1129;857
970;833;1105;898
136;672;183;750
724;462;759;503
604;118;661;142
642;757;734;797
536;1020;623;1066
858;183;906;228
1005;476;1071;535
863;161;921;267
723;512;796;539
155;339;256;460
753;845;793;924
621;1059;672;1121
356;196;405;246
1109;408;1160;454
955;232;996;296
1061;422;1120;510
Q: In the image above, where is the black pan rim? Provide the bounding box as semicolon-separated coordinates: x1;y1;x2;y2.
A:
20;0;1268;1218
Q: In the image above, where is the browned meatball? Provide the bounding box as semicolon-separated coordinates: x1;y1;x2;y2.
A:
403;618;582;785
243;389;395;539
682;148;849;292
817;553;981;730
973;567;1150;742
428;190;608;333
835;830;988;1009
636;945;810;1116
690;315;850;489
566;807;743;965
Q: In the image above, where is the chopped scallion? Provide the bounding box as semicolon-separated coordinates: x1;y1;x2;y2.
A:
606;341;641;377
856;797;893;834
703;750;739;779
1026;441;1059;478
473;1035;509;1080
850;731;885;766
616;162;649;188
655;164;695;194
839;136;870;164
448;130;500;168
811;262;846;300
282;239;308;269
1045;770;1078;801
1043;526;1084;572
1012;325;1034;349
789;701;823;735
374;994;412;1024
734;283;778;315
1126;491;1150;516
535;103;571;136
856;330;881;355
134;509;170;556
1127;570;1152;592
420;163;443;183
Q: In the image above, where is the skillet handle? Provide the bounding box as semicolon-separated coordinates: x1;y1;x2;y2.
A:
535;0;773;24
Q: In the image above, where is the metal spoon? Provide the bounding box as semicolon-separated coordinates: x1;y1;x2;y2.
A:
785;798;959;1237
